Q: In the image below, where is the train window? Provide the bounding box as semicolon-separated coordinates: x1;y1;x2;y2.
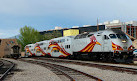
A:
79;33;89;38
37;51;40;53
88;34;93;37
116;34;127;39
65;45;70;49
44;47;46;50
58;40;60;43
39;43;43;46
104;35;109;40
109;34;117;39
12;46;20;53
98;32;103;34
61;39;65;42
58;40;62;43
74;35;80;39
54;49;59;52
56;40;59;43
48;47;50;49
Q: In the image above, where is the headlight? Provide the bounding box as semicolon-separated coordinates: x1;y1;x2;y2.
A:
128;45;134;50
122;40;126;43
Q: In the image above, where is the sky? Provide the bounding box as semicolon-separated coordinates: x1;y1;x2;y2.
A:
0;0;137;38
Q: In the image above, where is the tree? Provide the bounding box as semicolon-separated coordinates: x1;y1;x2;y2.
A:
17;26;43;51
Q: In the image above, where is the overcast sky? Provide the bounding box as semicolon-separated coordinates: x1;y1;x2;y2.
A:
0;0;137;38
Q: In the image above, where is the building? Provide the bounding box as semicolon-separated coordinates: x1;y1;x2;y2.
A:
0;39;21;58
102;20;137;39
39;28;69;36
63;29;79;36
39;25;106;36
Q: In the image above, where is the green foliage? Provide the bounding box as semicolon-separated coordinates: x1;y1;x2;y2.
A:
17;26;62;51
17;26;43;51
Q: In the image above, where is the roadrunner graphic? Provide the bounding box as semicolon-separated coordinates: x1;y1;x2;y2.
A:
34;45;47;56
48;41;71;57
112;42;123;51
25;47;33;56
79;35;101;52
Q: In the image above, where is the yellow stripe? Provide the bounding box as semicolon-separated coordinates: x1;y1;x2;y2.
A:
35;47;39;49
83;43;94;52
112;44;116;47
88;45;94;52
51;48;67;56
112;43;117;50
59;50;67;56
49;45;61;49
51;48;58;52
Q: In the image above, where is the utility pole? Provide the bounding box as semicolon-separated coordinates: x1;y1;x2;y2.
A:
97;18;99;31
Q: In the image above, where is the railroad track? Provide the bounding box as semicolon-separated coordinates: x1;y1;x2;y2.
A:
20;59;103;81
35;57;137;74
0;61;4;67
0;59;15;80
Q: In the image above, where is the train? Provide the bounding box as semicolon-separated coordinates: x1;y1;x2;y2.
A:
25;29;134;63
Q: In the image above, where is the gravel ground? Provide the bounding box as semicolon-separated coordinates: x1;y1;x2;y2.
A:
30;58;137;81
4;58;137;81
57;62;137;81
43;58;137;69
2;58;62;81
74;60;137;69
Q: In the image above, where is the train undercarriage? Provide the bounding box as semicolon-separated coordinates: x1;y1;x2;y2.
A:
67;52;134;63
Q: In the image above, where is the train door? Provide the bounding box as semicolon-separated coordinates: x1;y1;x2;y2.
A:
50;40;62;57
43;43;48;55
51;47;60;57
103;35;110;51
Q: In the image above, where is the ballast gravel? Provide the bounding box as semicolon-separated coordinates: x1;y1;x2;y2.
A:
3;58;137;81
57;63;137;81
25;58;137;81
3;58;62;81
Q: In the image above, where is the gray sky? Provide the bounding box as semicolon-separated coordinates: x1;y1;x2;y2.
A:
0;0;137;38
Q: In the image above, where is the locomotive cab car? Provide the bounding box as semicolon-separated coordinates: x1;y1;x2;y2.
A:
10;45;21;58
32;36;74;57
72;29;134;62
48;36;74;58
25;44;35;57
34;40;50;57
24;29;134;63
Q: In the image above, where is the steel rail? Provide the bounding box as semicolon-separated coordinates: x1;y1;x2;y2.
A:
21;59;103;81
36;61;75;81
37;57;137;74
46;62;103;81
0;61;4;67
21;59;75;81
0;59;15;81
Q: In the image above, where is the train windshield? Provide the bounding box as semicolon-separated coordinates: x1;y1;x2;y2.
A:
109;34;117;39
116;34;127;39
